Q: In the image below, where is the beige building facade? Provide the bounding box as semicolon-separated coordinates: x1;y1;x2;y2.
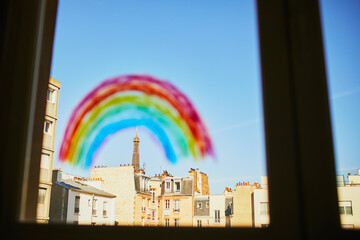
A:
231;181;261;227
37;77;61;223
338;169;360;229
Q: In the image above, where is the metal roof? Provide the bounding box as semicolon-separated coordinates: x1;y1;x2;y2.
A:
56;180;116;198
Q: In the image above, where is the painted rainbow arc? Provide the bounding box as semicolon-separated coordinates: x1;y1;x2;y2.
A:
59;74;215;168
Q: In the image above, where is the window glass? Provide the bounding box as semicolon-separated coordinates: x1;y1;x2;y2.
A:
319;0;360;229
44;0;267;228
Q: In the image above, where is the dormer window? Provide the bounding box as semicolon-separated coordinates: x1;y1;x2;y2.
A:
174;180;181;193
165;180;171;192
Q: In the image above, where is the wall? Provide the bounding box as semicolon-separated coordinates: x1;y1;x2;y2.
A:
66;190;115;225
90;166;135;225
37;78;61;223
231;184;258;227
338;186;360;228
253;188;270;227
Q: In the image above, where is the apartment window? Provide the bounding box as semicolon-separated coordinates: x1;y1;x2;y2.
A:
150;189;155;203
206;201;209;208
174;200;179;212
197;202;202;209
165;181;171;192
141;217;145;226
174;219;179;227
92;199;97;216
38;188;46;204
197;220;202;227
339;201;353;215
165;200;170;209
142;198;145;212
103;201;107;217
260;202;269;216
165;218;169;227
46;89;55;102
44;121;52;134
74;196;80;214
174;181;181;192
215;210;220;223
151;210;155;221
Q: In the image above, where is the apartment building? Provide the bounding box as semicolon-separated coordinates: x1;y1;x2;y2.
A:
231;180;261;227
193;189;233;227
337;170;360;229
37;77;61;223
49;169;116;225
253;176;270;228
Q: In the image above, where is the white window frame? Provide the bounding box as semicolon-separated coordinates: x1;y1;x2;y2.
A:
260;202;269;216
150;189;155;203
165;200;170;209
174;179;181;193
165;218;169;227
165;180;171;192
339;201;353;215
174;199;179;212
46;88;55;103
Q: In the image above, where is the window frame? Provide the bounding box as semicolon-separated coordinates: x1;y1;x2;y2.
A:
1;0;359;239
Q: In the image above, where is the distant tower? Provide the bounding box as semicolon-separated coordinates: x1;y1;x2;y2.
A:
132;127;140;172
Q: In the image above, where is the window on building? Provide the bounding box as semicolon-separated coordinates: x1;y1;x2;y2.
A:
339;201;353;215
197;220;202;227
148;199;150;208
215;210;220;223
165;219;169;227
174;181;181;192
197;202;202;209
151;210;155;221
141;217;145;226
46;89;55;102
150;189;155;203
260;202;269;216
103;201;107;217
206;201;209;208
74;196;80;214
142;198;145;212
92;199;97;216
165;181;171;192
174;200;179;212
165;200;170;209
174;219;179;227
38;188;46;205
44;121;52;134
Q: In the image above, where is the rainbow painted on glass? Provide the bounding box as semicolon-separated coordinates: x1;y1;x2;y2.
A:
59;74;214;168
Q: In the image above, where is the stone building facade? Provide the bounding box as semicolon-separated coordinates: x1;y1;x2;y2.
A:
37;77;61;223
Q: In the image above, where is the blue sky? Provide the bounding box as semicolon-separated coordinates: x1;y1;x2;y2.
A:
320;0;360;177
50;0;359;194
